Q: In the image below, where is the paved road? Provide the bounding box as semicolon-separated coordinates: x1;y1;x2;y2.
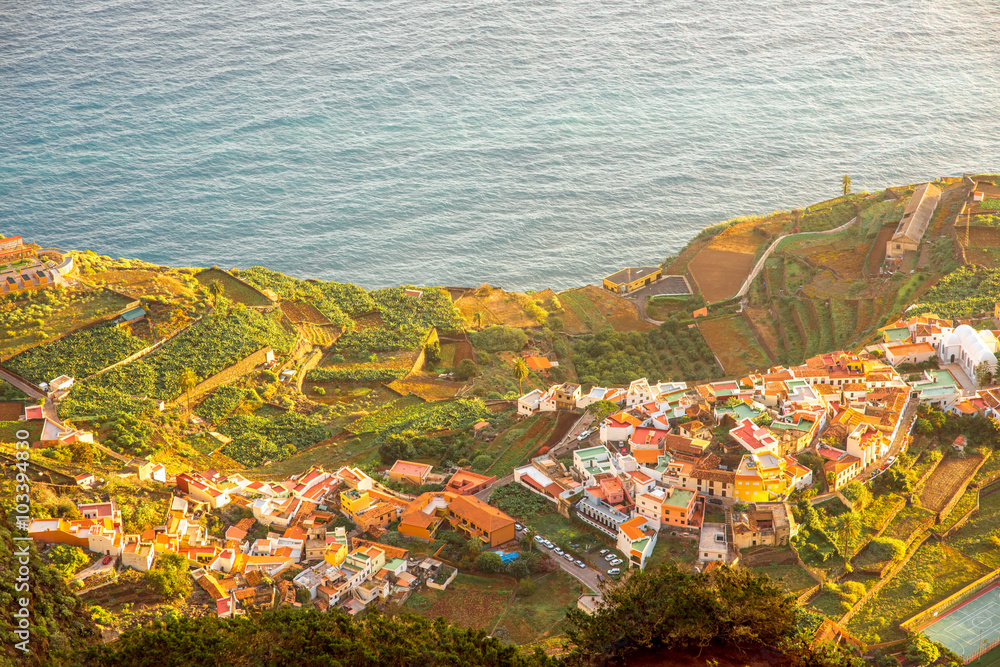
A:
0;368;44;399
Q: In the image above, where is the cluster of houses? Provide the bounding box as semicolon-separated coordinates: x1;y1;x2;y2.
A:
0;235;72;296
513;349;921;567
877;313;999;389
25;463;480;618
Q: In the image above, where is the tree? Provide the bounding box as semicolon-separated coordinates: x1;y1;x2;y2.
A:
841;174;852;196
424;340;441;366
870;537;906;562
48;544;89;578
208;279;224;310
145;552;193;600
914;417;934;435
513;358;529;394
455;359;478;381
471;454;492;472
473;311;483;330
974;360;995;387
905;633;940;666
178;368;198;419
839;512;858;569
470;325;528;353
752;413;772;427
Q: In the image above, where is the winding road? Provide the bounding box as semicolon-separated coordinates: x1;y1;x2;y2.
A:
735;214;860;299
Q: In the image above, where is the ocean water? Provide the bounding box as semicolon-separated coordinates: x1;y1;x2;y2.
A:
2;0;999;291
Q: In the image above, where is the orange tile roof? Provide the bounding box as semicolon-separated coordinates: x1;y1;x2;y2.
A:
524;356;552;371
619;516;648;541
389;460;433;479
448;494;515;532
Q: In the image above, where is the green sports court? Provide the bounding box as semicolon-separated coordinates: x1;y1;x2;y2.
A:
923;586;1000;662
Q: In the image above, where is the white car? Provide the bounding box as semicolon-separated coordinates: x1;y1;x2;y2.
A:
564;553;574;562
533;535;543;543
544;541;555;549
515;523;524;531
599;549;609;555
610;558;623;566
607;568;621;575
575;560;586;568
553;548;564;556
886;456;896;465
604;554;616;562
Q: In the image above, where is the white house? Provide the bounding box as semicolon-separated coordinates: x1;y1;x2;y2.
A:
626;378;656;408
616;516;658;570
938;325;998;386
517;389;543;416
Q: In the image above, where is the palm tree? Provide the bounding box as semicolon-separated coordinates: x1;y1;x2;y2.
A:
841;511;857;569
208;279;224;311
841;174;852;196
513;358;529;395
178;368;198;419
473;312;483;330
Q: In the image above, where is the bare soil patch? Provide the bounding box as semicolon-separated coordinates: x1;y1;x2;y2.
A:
541;411;580;450
867;226;895;275
455;287;538;328
687;248;754;303
964;226;1000;248
698;316;770;376
279;300;332;326
920;454;984;513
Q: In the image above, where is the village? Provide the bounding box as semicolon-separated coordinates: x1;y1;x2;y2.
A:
5;175;1000;663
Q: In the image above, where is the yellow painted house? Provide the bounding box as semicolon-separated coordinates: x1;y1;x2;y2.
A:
340;489;372;516
734;453;790;503
603;266;662;294
324;527;349;567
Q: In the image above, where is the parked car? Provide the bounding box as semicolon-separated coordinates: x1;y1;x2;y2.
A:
604;554;616;562
608;568;621;575
515;523;524;531
599;549;609;555
577;430;590;441
564;553;574;562
620;447;627;455
102;555;113;565
575;560;586;568
887;456;896;464
610;558;623;566
708;498;723;505
544;541;555;549
553;548;564;556
533;535;543;542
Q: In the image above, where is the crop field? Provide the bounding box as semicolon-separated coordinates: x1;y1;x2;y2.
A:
743;307;782;360
5;324;147;384
949;489;1000;569
882;505;935;544
279;300;333;326
0;420;43;445
345;397;491;439
310;349;419;383
704;210;792;255
404;574;513;633
558;285;653;333
486;413;558;478
194;268;272;307
936;488;979;535
687;248;755;303
847;542;992;643
496;571;583;645
0;287;136;361
698;315;770;376
920;454;984;513
386;376;461;401
454;287;539;328
750;563;817;595
88;268;195;302
962;226;1000;248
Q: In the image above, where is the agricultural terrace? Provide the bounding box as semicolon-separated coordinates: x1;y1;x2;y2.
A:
5;324;146;385
687;249;754;304
0;287;135;360
194;385;252;424
194;268;271;307
235;265;372;326
336;286;464;351
308;349;420;384
59;306;295;418
483;413;559;478
919;453;984;513
572;325;720;387
697;316;771;376
85;265;199;304
219;411;331;467
454;286;545;329
847;542;992;644
345;397;492;442
921;266;1000;319
948;488;1000;570
556;285;653;334
749;563;817;596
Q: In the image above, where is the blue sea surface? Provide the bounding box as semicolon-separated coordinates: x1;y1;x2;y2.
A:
2;0;999;290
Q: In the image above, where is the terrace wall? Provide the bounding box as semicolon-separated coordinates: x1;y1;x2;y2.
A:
900;568;1000;633
936;452;991;525
83;314;205;381
176;346;273;406
838;533;931;627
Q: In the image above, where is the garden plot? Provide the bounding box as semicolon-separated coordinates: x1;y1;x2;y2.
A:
949;489;1000;569
558;285;653;333
454;287;540;328
687;249;755;303
403;574;512;633
846;542;992;644
919;454;984;513
697;315;771;376
194;268;271;307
